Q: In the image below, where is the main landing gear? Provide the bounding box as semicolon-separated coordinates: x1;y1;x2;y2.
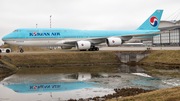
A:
19;46;24;53
88;46;99;51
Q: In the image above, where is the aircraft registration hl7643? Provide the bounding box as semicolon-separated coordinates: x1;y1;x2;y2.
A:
2;10;163;53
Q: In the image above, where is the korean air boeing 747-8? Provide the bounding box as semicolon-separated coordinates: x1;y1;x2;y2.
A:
2;10;163;53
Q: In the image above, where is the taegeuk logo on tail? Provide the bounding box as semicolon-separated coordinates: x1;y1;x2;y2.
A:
150;16;158;27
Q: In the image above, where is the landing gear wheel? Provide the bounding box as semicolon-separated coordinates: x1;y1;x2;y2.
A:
95;47;99;51
6;49;10;53
20;49;24;53
88;48;92;51
88;47;99;51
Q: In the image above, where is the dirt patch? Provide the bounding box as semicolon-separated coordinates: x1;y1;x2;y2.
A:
0;63;15;81
110;87;180;101
0;58;18;81
67;88;153;101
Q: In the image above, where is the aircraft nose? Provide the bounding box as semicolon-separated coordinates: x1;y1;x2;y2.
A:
2;34;8;40
2;33;12;41
2;35;7;40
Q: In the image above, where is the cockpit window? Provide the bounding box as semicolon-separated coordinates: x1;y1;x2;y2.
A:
13;30;18;32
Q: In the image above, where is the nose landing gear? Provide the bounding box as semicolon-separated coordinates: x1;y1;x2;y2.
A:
20;48;24;53
19;46;24;53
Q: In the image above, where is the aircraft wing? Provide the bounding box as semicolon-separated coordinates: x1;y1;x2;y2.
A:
123;31;162;37
56;40;77;44
56;38;106;45
55;31;162;46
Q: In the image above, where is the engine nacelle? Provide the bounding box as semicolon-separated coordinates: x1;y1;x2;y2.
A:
76;41;91;50
106;37;122;46
61;46;73;49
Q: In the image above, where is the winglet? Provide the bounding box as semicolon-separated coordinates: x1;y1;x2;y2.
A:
137;10;163;30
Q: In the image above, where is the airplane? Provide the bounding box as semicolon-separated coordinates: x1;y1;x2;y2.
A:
2;10;163;53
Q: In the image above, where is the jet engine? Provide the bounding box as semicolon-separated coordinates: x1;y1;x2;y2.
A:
76;41;91;50
106;37;122;46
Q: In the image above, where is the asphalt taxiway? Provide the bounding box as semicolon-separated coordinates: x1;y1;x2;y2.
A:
100;47;180;51
1;47;180;54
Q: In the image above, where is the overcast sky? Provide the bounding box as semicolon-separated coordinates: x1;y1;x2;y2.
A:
1;0;180;45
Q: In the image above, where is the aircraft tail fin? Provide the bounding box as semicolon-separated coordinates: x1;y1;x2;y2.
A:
137;10;163;30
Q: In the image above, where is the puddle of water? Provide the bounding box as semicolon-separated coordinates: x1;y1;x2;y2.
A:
0;65;180;100
162;78;180;86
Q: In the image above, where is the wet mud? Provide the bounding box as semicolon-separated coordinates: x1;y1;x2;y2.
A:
0;67;12;80
68;88;153;101
0;61;15;81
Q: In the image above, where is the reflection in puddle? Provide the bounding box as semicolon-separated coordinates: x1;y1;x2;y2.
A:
2;73;101;93
5;82;100;93
1;64;180;100
117;64;149;73
0;73;115;101
131;78;161;89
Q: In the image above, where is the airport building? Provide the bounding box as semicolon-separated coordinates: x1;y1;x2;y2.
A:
152;20;180;46
121;20;180;47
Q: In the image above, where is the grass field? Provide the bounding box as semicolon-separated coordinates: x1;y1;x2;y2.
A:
16;65;119;74
139;50;180;65
2;51;120;66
